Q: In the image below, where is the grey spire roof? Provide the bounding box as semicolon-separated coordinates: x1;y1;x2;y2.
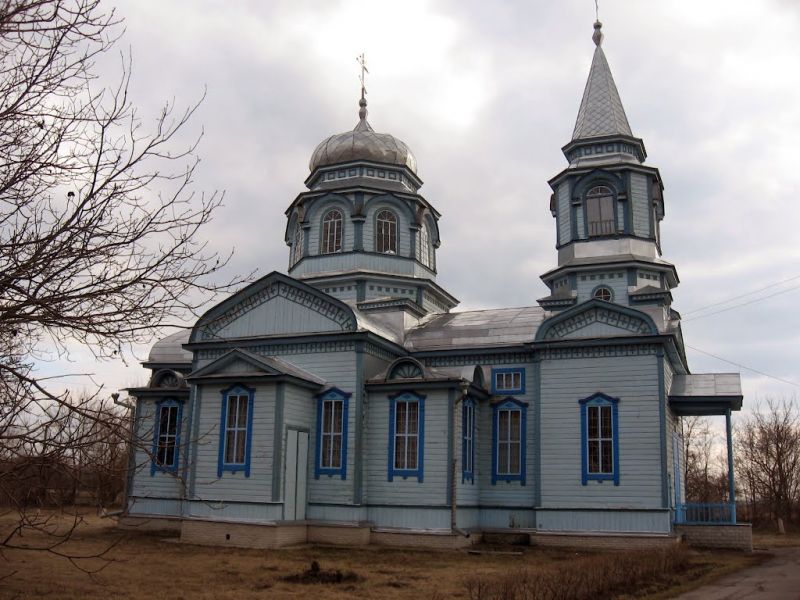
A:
572;21;633;141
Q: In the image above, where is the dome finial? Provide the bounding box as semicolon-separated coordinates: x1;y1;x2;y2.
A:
357;53;369;122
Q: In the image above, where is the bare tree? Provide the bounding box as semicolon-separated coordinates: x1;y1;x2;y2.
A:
681;416;726;502
734;398;800;529
0;0;247;558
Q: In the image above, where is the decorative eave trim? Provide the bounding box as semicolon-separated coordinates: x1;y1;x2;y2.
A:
561;133;647;162
537;295;578;309
540;258;680;287
125;387;191;398
286;185;441;220
357;298;427;317
304;159;424;189
534;299;659;341
367;379;489;399
548;162;663;191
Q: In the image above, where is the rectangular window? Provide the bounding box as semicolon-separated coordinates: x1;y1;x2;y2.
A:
492;399;527;484
157;405;179;467
580;393;619;485
218;386;254;477
225;393;249;464
388;392;425;481
315;389;349;479
491;368;525;394
462;400;475;483
151;400;182;475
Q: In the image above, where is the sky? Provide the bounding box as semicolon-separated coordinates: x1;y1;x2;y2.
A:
50;0;800;416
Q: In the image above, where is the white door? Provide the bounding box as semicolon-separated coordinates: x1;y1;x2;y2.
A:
284;429;308;521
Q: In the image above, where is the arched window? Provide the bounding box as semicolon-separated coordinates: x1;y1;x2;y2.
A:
586;186;615;237
321;209;343;254
376;210;397;254
418;222;431;268
291;223;303;265
593;286;613;302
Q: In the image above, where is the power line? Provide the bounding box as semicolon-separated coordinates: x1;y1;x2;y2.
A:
683;274;800;316
683;282;800;322
685;343;800;389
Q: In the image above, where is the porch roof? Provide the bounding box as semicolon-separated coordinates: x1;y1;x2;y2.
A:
668;373;743;415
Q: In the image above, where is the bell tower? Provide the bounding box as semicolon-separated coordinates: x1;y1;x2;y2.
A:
539;21;678;319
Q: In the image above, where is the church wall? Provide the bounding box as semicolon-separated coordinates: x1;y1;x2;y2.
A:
557;182;571;245
190;383;276;505
456;398;479;506
306;195;355;254
128;398;187;509
630;172;651;238
363;389;450;507
539;353;662;509
575;270;628;304
477;364;536;508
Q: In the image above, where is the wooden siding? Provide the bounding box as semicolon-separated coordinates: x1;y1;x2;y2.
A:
557;182;571;245
477;365;536;507
555;319;640;339
537;509;671;533
630;173;651;238
364;390;449;506
290;252;432;278
186;500;283;522
213;294;345;339
576;272;628;305
129;398;185;500
456;399;479;506
539;354;662;508
191;383;275;504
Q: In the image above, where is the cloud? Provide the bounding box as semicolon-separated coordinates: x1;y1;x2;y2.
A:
47;0;800;412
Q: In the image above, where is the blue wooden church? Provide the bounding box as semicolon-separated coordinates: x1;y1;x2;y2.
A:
124;21;747;550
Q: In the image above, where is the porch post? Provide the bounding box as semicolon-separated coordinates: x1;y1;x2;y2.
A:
725;408;736;523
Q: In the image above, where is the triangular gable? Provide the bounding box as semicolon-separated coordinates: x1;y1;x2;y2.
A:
187;348;325;387
191;272;357;342
535;299;657;342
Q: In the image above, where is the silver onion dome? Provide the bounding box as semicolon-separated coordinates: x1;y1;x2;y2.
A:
309;97;418;174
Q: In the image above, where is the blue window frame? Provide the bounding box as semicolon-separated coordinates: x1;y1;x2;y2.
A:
314;388;350;480
151;398;183;475
217;384;255;478
462;398;476;483
491;368;525;395
579;393;620;485
492;398;527;485
388;391;425;482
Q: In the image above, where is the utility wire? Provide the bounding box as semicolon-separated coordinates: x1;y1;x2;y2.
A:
683;274;800;316
685;343;800;389
683;282;800;322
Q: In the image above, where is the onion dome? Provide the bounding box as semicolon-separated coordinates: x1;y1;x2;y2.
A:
309;97;418;174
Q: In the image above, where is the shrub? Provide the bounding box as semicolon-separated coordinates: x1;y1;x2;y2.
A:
464;545;690;600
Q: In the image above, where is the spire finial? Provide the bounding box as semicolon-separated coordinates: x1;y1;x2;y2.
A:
592;19;603;47
356;53;369;121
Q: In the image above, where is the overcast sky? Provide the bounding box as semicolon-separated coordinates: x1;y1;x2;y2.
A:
51;0;800;414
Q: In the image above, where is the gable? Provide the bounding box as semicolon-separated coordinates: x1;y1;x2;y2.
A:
191;272;357;342
536;300;657;342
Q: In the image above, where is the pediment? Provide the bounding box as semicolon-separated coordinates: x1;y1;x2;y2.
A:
191;272;357;342
535;300;657;342
187;349;325;387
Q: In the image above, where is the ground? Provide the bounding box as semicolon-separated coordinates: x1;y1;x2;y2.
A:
0;510;775;600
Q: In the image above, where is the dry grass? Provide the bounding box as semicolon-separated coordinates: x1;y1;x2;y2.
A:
0;510;763;600
752;529;800;548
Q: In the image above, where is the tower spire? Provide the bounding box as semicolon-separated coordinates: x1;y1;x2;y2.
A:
572;19;632;141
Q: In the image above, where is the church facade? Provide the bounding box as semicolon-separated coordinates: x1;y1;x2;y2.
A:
124;21;744;549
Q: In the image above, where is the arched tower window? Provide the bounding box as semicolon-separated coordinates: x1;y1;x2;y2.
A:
321;209;343;254
376;210;397;254
291;223;304;265
418;222;431;268
586;186;615;237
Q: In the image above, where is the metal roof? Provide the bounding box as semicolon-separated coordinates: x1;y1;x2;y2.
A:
670;373;742;398
404;306;547;351
147;329;192;364
572;22;633;141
